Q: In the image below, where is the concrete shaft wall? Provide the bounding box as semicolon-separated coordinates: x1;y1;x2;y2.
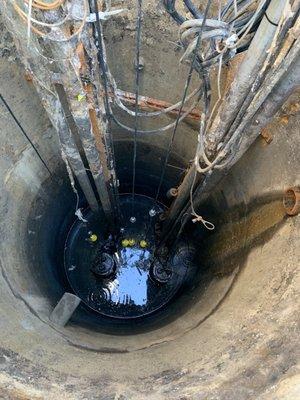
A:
0;4;299;399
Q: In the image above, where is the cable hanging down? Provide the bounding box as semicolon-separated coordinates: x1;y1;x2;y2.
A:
12;0;272;232
0;93;53;177
13;0;267;139
163;0;271;173
131;0;143;220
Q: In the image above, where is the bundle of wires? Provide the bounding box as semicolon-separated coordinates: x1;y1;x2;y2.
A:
13;0;269;138
164;0;271;59
163;0;271;173
12;0;272;169
87;0;205;136
12;0;87;41
24;0;65;10
91;0;270;137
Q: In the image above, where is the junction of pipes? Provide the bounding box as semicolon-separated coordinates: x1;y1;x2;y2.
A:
0;1;299;399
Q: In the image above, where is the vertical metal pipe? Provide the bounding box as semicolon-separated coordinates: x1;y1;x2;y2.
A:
54;83;99;212
163;38;300;244
0;1;118;221
162;0;291;237
205;0;288;154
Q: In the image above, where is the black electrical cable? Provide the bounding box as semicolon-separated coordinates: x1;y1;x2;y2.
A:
91;0;121;219
91;0;112;121
154;0;213;204
131;0;143;216
264;11;278;27
90;0;217;138
0;93;53;177
184;0;203;19
164;1;223;71
164;0;271;58
90;0;204;136
141;0;212;243
163;0;185;24
148;0;213;269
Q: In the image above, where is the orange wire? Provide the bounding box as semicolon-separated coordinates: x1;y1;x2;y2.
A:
14;3;46;36
13;0;87;40
23;0;65;10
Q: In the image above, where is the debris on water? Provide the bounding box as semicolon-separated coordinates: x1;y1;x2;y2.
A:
149;208;156;217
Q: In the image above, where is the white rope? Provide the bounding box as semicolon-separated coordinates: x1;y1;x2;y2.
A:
61;150;87;223
191;212;215;230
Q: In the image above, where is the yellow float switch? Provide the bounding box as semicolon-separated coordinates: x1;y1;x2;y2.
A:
128;238;136;246
89;234;98;242
140;240;148;248
121;239;130;247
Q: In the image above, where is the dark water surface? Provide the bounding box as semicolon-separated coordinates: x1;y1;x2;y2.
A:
64;195;194;319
